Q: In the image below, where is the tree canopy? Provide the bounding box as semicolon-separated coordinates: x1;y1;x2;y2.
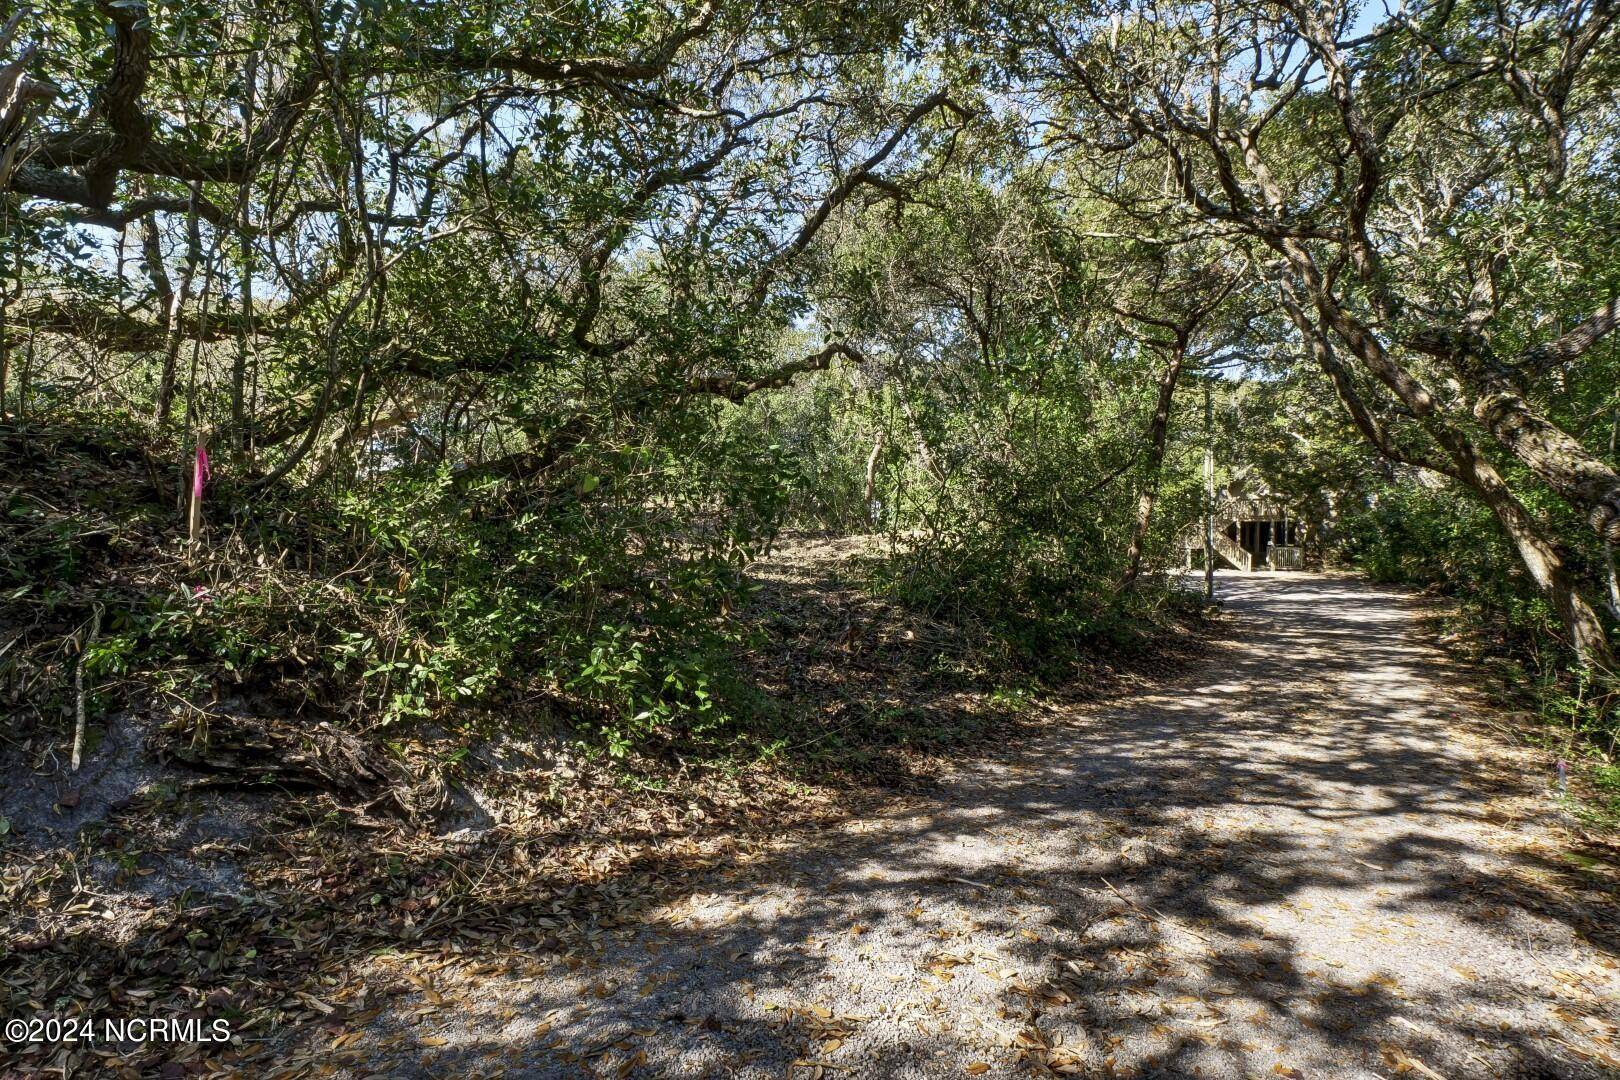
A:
3;0;1617;747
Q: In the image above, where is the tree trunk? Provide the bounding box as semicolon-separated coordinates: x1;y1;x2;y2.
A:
1118;345;1185;591
863;429;886;527
1277;245;1614;669
1609;414;1620;620
231;54;258;449
1603;542;1620;622
0;214;10;419
1447;434;1612;668
1203;383;1215;602
897;391;945;484
152;187;200;430
0;282;7;419
1441;345;1620;543
1;193;23;418
232;229;253;446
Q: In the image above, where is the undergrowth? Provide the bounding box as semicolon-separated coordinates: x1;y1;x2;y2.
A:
1;415;783;775
867;530;1205;683
3;417;1197;812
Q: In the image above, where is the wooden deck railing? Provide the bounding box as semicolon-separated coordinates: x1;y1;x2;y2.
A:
1269;545;1303;570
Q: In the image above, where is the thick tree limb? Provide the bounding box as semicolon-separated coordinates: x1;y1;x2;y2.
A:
1275;278;1457;479
746;92;967;310
1117;344;1186;591
4;2;718;211
460;341;866;488
1408;318;1620;542
1519;295;1620;377
684;341;863;401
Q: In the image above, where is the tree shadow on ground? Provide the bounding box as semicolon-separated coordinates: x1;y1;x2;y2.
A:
232;573;1620;1078
8;575;1618;1078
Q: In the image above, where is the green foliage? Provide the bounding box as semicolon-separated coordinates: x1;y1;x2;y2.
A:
1;409;797;762
1331;476;1618;753
8;0;1619;789
870;529;1179;681
308;417;797;740
1587;763;1620;826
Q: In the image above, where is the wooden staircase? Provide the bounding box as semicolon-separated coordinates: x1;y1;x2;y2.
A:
1179;523;1254;571
1178;488;1303;572
1212;533;1252;572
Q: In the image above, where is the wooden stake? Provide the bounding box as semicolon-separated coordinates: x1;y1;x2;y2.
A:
188;480;204;542
71;606;101;772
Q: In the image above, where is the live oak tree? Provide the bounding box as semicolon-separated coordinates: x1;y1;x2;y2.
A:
2;1;967;479
1006;0;1620;668
1;0;987;737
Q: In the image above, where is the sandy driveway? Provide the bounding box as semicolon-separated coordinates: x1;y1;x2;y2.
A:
302;573;1620;1078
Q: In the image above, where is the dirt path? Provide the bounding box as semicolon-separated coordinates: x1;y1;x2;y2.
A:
308;573;1620;1078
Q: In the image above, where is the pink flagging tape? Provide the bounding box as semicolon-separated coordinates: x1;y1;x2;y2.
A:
193;443;211;501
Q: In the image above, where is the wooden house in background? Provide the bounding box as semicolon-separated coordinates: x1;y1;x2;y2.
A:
1182;483;1305;572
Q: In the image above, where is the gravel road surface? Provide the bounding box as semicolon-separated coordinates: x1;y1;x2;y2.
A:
302;573;1620;1078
